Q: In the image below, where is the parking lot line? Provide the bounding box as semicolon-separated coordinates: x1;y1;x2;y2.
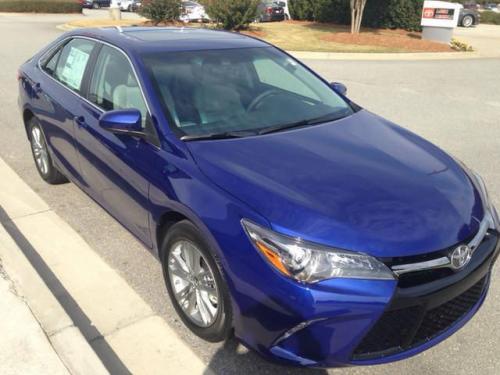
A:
0;157;210;375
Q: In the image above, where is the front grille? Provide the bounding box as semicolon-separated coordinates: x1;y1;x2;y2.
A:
413;279;485;343
352;277;487;360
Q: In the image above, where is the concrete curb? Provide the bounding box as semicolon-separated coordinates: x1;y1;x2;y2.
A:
56;23;77;31
0;222;109;375
288;50;484;61
0;157;211;374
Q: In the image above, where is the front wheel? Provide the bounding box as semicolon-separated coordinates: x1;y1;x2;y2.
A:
161;221;232;342
461;15;474;27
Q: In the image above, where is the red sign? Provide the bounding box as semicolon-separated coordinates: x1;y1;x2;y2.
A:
423;7;455;20
423;8;435;18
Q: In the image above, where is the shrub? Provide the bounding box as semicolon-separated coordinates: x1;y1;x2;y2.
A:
139;0;182;25
290;0;424;31
481;10;500;25
289;0;315;20
201;0;259;30
364;0;424;31
0;0;82;13
450;38;474;51
313;0;350;23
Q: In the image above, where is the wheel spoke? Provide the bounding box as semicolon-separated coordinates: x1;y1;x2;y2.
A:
172;249;190;275
41;156;49;174
170;266;190;281
182;243;195;272
196;289;213;325
175;283;193;304
187;288;198;316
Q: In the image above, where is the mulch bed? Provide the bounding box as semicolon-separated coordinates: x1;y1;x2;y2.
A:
321;29;454;52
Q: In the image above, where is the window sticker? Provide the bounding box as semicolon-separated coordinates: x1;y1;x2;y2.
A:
59;47;90;91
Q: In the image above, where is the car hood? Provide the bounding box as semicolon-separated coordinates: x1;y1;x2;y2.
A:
187;110;484;257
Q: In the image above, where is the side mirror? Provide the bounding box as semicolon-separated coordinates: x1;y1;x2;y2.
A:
99;109;144;138
330;82;347;96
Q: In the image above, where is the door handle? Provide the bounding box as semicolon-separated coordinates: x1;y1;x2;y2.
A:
33;82;42;94
74;116;86;128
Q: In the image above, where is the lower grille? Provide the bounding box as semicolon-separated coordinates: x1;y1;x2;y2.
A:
352;276;487;360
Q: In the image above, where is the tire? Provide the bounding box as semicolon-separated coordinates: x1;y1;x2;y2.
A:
127;5;132;12
28;118;68;185
92;2;100;9
461;15;474;28
161;220;232;342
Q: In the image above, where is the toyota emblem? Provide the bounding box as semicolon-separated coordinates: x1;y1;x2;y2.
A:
450;245;472;270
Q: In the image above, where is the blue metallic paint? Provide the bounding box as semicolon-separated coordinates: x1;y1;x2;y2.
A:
98;108;143;133
18;27;496;368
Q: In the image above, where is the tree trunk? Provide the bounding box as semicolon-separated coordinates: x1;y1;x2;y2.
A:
350;0;367;34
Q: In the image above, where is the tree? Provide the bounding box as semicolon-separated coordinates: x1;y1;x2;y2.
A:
202;0;260;30
350;0;367;33
139;0;182;26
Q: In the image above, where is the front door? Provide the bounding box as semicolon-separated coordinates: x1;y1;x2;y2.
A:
73;44;157;247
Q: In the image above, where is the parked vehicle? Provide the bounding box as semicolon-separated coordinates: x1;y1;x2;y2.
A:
459;7;480;27
18;27;499;368
484;3;500;12
463;1;479;10
118;0;141;12
274;0;290;20
180;1;209;22
256;1;285;22
81;0;111;9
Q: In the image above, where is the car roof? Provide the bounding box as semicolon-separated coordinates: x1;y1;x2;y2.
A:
69;27;269;54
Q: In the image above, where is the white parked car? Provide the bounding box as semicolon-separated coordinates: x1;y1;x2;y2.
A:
180;1;210;22
117;0;141;12
275;0;291;19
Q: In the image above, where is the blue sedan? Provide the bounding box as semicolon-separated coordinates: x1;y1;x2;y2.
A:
18;27;500;367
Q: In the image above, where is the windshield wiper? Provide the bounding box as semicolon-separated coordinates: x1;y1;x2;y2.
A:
258;111;350;135
181;130;257;141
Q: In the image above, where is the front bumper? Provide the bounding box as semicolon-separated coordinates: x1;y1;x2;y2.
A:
235;229;499;367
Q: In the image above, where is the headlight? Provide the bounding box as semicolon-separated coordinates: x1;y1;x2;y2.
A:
468;170;499;231
241;220;394;283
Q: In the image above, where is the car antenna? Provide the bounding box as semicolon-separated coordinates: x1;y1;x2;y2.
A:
114;25;123;33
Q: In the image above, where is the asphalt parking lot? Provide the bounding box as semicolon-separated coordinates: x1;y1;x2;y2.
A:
0;12;499;375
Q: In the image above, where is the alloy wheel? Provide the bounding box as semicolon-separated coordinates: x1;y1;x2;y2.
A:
30;126;49;176
168;240;220;327
462;16;473;27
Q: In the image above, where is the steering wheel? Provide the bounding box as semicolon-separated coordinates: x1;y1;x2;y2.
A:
247;89;282;112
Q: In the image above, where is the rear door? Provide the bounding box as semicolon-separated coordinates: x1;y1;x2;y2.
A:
73;43;157;247
34;38;98;182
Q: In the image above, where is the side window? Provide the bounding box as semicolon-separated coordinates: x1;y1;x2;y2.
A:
42;48;62;76
89;45;148;128
53;39;96;93
253;58;319;100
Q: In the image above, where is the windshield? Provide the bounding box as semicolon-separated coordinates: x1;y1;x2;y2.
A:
142;47;354;138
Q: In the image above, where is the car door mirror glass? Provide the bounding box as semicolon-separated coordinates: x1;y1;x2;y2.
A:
330;82;347;96
99;109;144;138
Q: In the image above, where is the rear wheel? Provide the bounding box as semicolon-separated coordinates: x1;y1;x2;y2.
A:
161;221;232;342
461;15;474;27
28;118;68;185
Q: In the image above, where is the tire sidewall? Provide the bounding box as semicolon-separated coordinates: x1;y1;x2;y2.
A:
161;221;232;342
